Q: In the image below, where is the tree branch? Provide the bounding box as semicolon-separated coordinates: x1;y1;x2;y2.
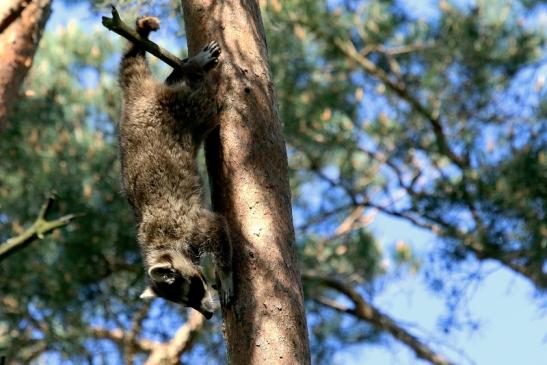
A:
123;303;151;365
92;309;205;364
92;327;158;353
143;309;205;365
101;6;186;70
332;37;466;169
0;194;82;261
306;160;545;288
302;270;456;365
373;200;546;288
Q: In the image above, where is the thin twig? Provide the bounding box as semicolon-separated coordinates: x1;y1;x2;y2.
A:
101;6;186;70
0;194;82;261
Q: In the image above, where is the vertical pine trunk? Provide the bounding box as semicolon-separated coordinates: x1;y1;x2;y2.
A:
0;0;52;130
181;1;311;364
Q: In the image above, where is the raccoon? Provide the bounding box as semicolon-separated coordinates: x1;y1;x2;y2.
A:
118;16;233;319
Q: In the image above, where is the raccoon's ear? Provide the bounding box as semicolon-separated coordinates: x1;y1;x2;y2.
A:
148;263;177;285
140;287;157;299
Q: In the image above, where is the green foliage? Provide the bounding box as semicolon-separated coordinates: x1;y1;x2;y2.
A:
0;0;545;363
266;0;545;284
265;0;546;352
301;229;381;280
0;16;222;364
0;23;140;357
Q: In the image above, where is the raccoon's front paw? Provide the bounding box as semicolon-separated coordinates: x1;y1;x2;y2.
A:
136;16;160;37
202;41;221;58
198;41;222;71
219;270;234;306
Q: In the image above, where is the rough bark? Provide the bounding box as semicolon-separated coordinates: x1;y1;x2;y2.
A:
181;1;311;364
0;0;52;130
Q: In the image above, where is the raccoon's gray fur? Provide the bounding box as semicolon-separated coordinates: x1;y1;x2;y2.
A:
118;16;233;319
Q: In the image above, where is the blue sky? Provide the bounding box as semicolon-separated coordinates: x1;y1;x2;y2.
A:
336;214;547;365
44;1;547;364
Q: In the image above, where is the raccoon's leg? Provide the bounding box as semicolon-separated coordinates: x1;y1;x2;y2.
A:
161;42;221;142
194;210;234;305
119;16;160;90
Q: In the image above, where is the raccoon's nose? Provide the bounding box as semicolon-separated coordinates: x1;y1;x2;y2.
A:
200;309;213;319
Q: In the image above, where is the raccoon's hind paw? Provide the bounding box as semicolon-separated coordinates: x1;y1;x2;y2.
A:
197;41;221;71
136;16;160;31
136;16;160;37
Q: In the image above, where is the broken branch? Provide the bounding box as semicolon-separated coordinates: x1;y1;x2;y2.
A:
101;6;186;70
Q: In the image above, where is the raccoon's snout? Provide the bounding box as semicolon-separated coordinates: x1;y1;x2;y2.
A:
200;309;214;320
193;287;217;320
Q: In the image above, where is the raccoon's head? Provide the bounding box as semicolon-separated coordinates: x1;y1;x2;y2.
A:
140;252;216;319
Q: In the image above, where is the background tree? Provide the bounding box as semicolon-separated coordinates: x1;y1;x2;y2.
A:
269;0;545;290
0;0;52;129
0;0;545;364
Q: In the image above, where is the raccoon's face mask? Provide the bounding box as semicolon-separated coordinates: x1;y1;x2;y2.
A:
140;263;216;319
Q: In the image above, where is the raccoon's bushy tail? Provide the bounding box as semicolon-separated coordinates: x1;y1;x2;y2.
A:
119;16;160;90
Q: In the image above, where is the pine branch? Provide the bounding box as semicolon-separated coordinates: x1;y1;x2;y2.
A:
302;270;456;365
0;194;82;261
101;5;186;70
332;37;467;169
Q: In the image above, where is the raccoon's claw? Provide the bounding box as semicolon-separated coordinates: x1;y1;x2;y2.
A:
203;41;221;58
196;41;221;71
219;271;234;306
221;286;233;306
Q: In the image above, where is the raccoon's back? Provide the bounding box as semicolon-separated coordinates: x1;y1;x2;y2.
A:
119;102;202;217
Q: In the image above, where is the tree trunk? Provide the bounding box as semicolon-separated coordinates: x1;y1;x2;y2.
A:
181;1;311;364
0;0;51;130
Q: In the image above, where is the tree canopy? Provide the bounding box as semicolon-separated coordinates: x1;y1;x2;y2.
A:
0;0;545;364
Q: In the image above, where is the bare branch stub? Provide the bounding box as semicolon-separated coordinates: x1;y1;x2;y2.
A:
101;6;186;70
